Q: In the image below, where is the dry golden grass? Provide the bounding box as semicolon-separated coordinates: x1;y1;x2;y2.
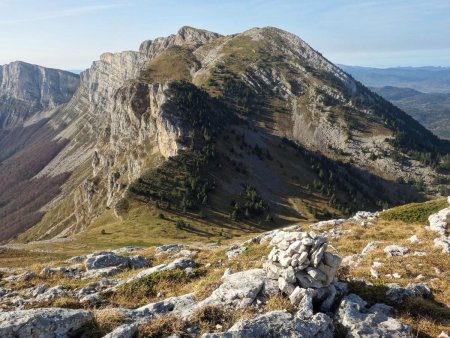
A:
136;305;257;337
93;308;125;334
137;315;187;338
322;213;450;337
24;296;83;310
264;294;295;314
190;305;237;334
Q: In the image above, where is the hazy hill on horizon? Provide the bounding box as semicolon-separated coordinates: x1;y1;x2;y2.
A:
339;64;450;140
339;64;450;93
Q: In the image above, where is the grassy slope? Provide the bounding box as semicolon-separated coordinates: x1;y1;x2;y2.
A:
0;202;265;267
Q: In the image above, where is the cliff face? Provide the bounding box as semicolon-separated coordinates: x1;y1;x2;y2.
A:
20;27;222;239
0;61;79;128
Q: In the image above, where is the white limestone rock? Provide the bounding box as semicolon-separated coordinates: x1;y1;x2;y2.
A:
202;309;333;338
0;308;92;338
385;283;431;303
384;245;409;257
336;293;413;337
155;244;182;255
226;246;247;258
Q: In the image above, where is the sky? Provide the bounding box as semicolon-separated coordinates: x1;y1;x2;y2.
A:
0;0;449;71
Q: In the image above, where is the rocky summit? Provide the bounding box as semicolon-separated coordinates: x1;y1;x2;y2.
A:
1;25;450;338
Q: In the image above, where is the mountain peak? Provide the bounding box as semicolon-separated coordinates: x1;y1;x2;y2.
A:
176;25;221;40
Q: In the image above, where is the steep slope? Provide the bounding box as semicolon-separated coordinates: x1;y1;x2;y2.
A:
373;86;450;140
8;26;450;243
0;63;80;241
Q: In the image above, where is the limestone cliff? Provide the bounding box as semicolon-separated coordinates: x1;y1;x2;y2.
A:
0;61;79;128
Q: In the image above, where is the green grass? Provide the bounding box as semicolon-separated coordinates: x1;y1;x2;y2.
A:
140;46;198;83
0;203;261;267
380;198;448;224
114;268;207;307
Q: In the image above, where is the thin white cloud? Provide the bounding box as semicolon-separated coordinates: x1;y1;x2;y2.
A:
0;3;128;25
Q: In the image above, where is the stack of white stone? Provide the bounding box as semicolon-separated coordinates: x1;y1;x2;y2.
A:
264;231;342;296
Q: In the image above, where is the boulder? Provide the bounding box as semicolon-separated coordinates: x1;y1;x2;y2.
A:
361;241;378;256
132;293;197;319
155;244;182;255
4;271;36;282
428;209;449;235
103;323;139;338
40;266;82;278
336;293;413;337
384;245;409;257
83;266;122;278
352;211;379;221
84;251;148;271
128;255;149;269
166;257;196;270
310;219;346;229
0;308;92;338
385;283;431;303
226;246;247;258
85;252;130;270
35;286;69;302
202;310;333;338
434;237;450;253
197;269;266;310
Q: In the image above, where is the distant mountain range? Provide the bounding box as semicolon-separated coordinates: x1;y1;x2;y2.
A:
340;65;450;140
339;65;450;93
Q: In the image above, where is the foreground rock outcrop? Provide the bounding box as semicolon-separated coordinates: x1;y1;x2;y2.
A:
336;294;412;338
0;308;92;338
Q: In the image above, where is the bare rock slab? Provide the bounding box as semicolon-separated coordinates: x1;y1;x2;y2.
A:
0;308;92;338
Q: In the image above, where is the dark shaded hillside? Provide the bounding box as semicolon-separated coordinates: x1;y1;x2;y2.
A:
128;81;425;228
0;122;69;241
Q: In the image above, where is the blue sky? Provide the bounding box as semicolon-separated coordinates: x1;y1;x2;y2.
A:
1;0;449;70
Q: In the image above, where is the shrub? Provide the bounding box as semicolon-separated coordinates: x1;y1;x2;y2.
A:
380;199;448;224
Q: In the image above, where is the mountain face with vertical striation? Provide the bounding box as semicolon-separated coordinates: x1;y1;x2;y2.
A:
0;61;79;128
1;26;450;243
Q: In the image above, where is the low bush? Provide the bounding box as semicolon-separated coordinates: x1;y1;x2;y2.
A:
380;198;448;224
